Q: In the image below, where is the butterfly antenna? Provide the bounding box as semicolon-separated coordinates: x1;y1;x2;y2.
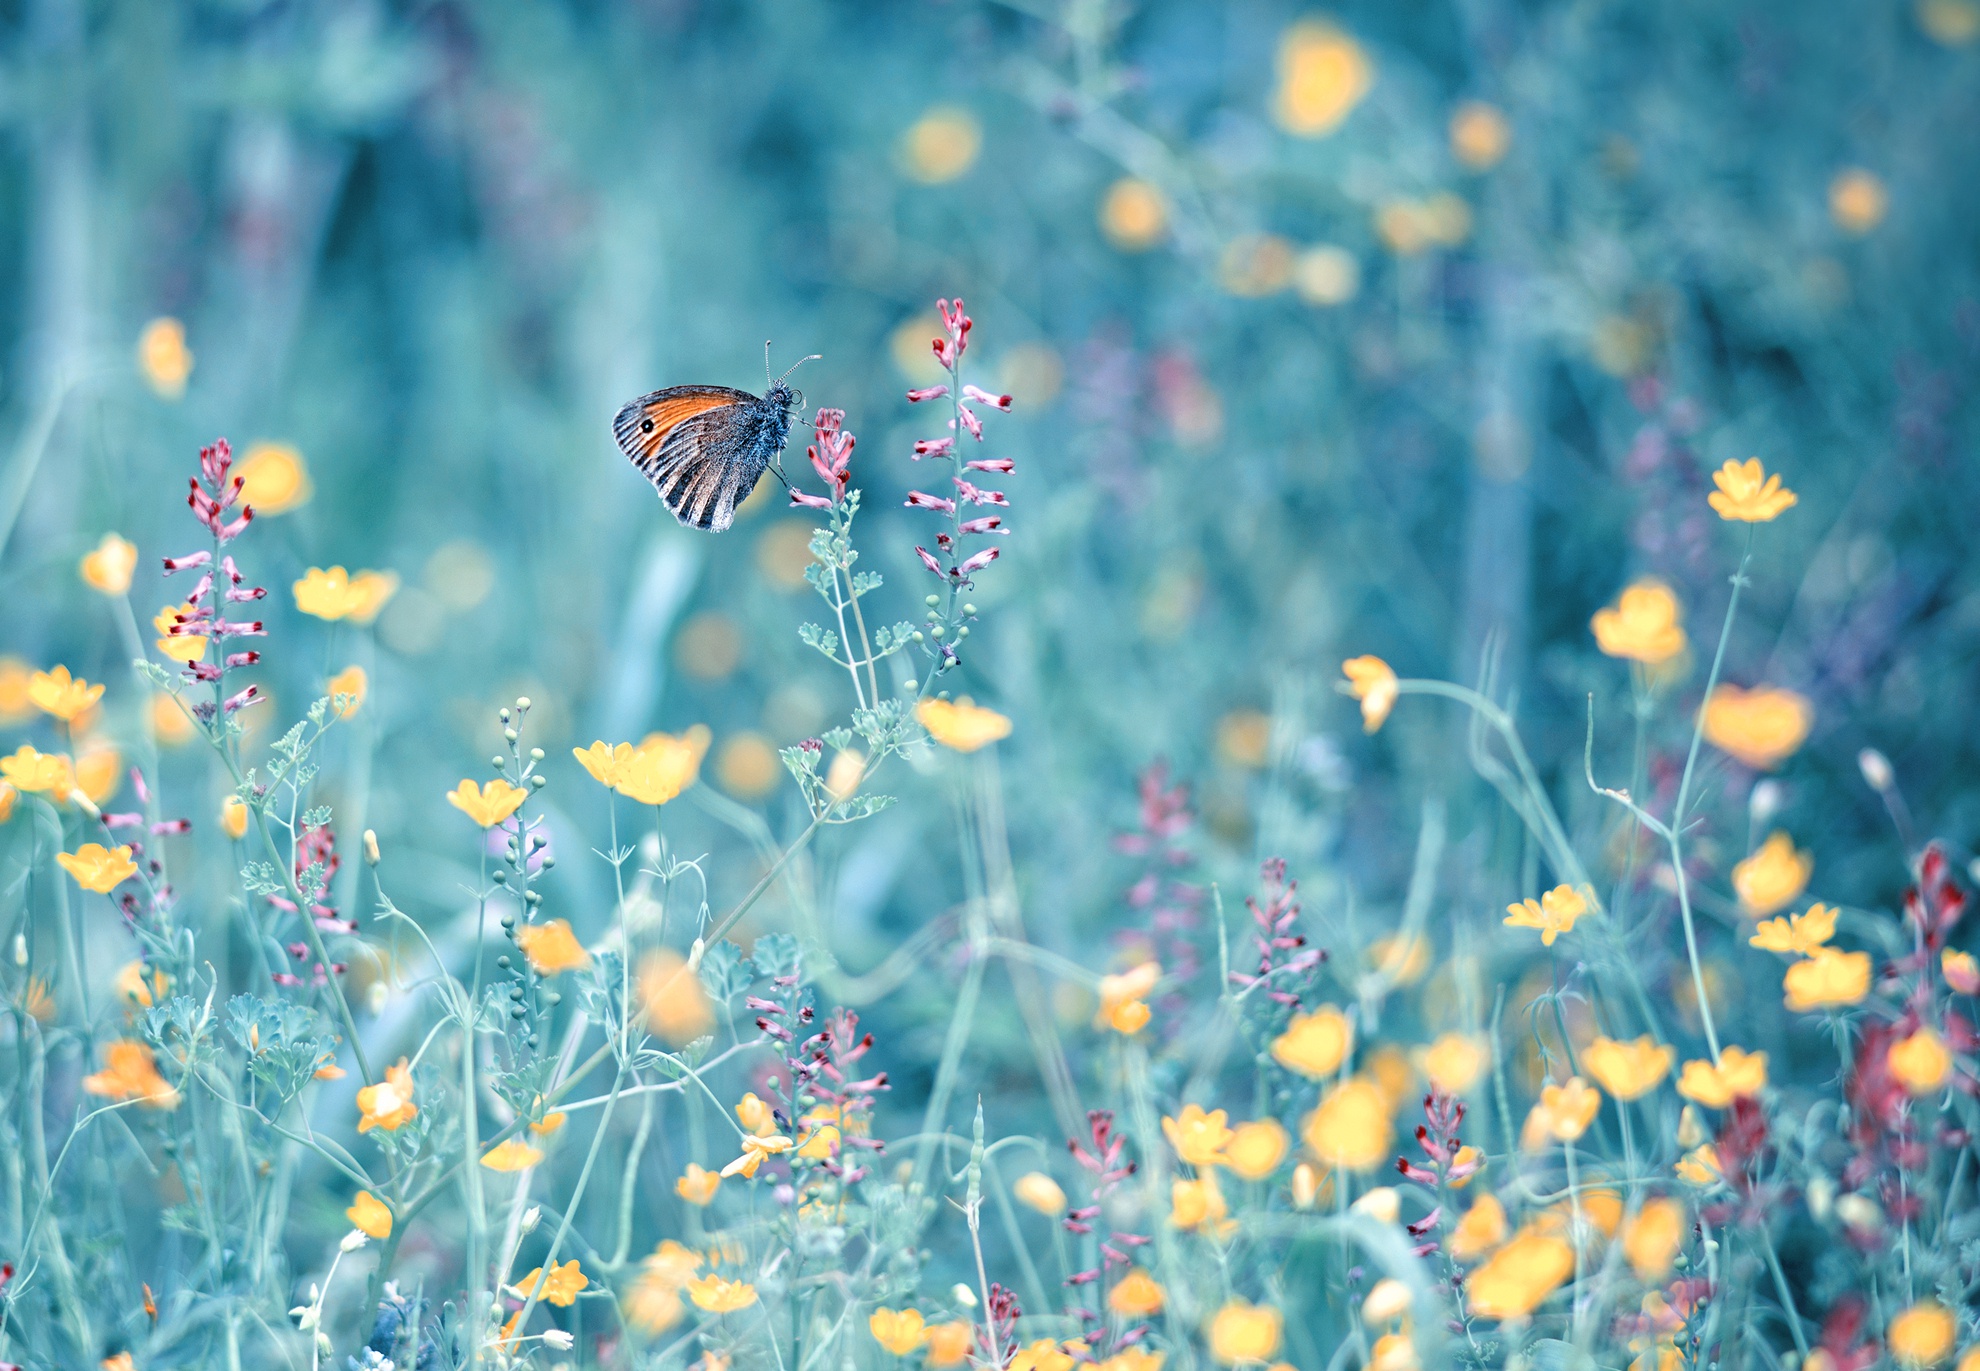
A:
775;353;823;386
764;340;774;389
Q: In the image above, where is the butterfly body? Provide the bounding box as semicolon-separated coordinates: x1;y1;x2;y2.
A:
612;379;797;532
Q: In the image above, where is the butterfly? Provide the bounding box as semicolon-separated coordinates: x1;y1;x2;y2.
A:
612;348;819;532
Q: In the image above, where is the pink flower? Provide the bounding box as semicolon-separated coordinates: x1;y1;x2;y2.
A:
905;490;957;513
954;405;983;440
963;384;1012;411
914;437;956;458
788;489;834;510
953;479;1008;506
906;384;950;403
915;546;944;576
959;516;1006;536
965;458;1013;473
957;547;1000;575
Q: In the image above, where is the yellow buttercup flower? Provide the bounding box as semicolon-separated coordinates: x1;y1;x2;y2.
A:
530;1111;566;1136
517;1258;589;1308
796;1123;840;1160
1418;1032;1489;1095
1108;1269;1165;1317
573;740;635;788
115;960;169;1007
639;948;716;1045
1888;1302;1956;1368
1707;458;1797;523
899;106;980;184
446;777;527;828
1829;169;1889;236
356;1058;418;1132
83;1040;180;1109
1169;1173;1228;1231
155;604;206;664
1271;1005;1352;1078
220;795;250;840
617;729;708;805
1096;960;1160;1034
1222;1119;1290;1180
1;745;74;798
1888;1027;1953;1096
293;566;399;623
1100;178;1168;252
514;918;590;975
57;843;138;894
1750;902;1837;956
1302;1077;1393;1172
80;534;139;596
1341;656;1397;732
1450;101;1511;169
1367;933;1431;985
480;1137;545;1172
1529;1077;1601;1143
1162;1103;1233;1168
1674;1143;1722;1186
1783;948;1872;1012
870;1307;927;1356
675;1163;721;1205
1273;21;1372;136
1014;1171;1067;1215
1466;1225;1575;1319
1208;1299;1282;1364
687;1274;757;1313
916;697;1012;752
1583;1036;1675;1101
1591;579;1687;664
347;1190;393;1240
1622;1196;1685;1281
922;1321;974;1367
137;318;193;398
327;665;367;718
74;747;120;806
1504;885;1587;946
1008;1340;1077;1371
1732;832;1813;915
720;1132;794;1179
30;665;104;724
736;1092;778;1136
1944;948;1980;995
1675;1046;1767;1108
0;659;30;722
1448;1193;1507;1260
236;442;313;513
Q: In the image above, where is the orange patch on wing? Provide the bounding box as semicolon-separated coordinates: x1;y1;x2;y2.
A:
643;392;738;442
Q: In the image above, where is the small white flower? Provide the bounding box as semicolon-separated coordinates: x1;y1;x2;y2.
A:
341;1228;370;1252
542;1329;575;1350
951;1282;978;1309
521;1205;542;1235
291;1305;319;1331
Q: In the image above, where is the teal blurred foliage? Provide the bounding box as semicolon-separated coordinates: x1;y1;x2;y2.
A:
4;0;1980;1329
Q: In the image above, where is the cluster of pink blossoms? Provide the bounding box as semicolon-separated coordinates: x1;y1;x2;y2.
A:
160;437;267;722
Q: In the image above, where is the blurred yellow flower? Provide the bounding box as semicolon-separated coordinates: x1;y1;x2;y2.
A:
1701;684;1813;769
1529;1077;1601;1143
221;795;250;840
30;665;104;723
639;948;715;1045
1943;948;1980;995
1368;933;1430;986
625;1269;685;1335
1219;235;1297;298
1732;831;1813;915
1009;1339;1077;1371
1504;885;1587;946
1750;902;1837;956
236;442;312;514
514;918;590;975
1419;1032;1488;1096
1707;457;1797;523
347;1190;392;1239
1466;1225;1574;1319
356;1058;417;1132
1366;1043;1415;1112
675;1163;721;1205
0;659;32;721
1591;580;1686;664
1274;21;1372;136
1675;1046;1767;1108
1783;948;1871;1012
1582;1036;1674;1101
1888;1302;1957;1368
1622;1196;1685;1281
446;778;526;828
138;318;193;398
917;697;1012;752
1919;0;1980;44
870;1307;927;1356
1375;196;1472;255
80;534;138;596
1208;1299;1282;1364
530;1111;566;1136
1448;1193;1507;1260
1271;1005;1352;1078
83;1040;179;1109
1290;1161;1322;1209
155;604;206;664
1096;960;1160;1034
923;1321;974;1367
722;1132;793;1180
58;842;137;894
74;747;121;806
1014;1170;1067;1215
1829;169;1888;236
716;731;780;797
1361;1277;1410;1325
293;566;398;623
151;693;195;746
1108;1269;1165;1317
1163;1103;1234;1168
1302;1077;1393;1172
2;744;74;797
1888;1027;1953;1096
736;1092;777;1136
480;1137;544;1172
1170;1172;1228;1231
1368;1334;1415;1371
1674;1143;1722;1186
1217;709;1272;769
796;1123;839;1160
620;730;706;806
1341;655;1397;732
115;960;168;1007
1294;244;1361;306
1223;1119;1290;1180
327;665;366;718
0;781;14;825
688;1274;758;1313
1101;179;1168;251
1450;101;1511;169
900;107;980;184
518;1258;589;1307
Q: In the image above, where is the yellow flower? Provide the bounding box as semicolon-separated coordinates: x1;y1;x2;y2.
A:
1341;655;1397;732
292;566;398;623
138;317;194;397
639;948;716;1045
625;1271;686;1335
687;1274;758;1313
1783;948;1872;1012
1674;1144;1723;1187
530;1111;566;1137
796;1123;840;1160
922;1321;974;1367
1889;1027;1954;1096
221;795;250;840
1108;1268;1165;1316
1367;933;1431;985
347;1190;393;1239
1829;170;1889;236
1009;1340;1077;1371
675;1164;721;1205
1271;1005;1352;1078
0;781;14;824
1945;948;1980;996
1162;1103;1234;1168
721;1132;794;1179
1591;580;1687;664
480;1137;545;1172
1096;1352;1164;1371
1707;457;1797;523
1530;1077;1602;1143
1368;1334;1416;1371
899;106;980;184
235;442;313;513
103;1354;135;1371
736;1092;778;1136
115;961;169;1008
1302;1077;1393;1172
1750;902;1838;955
73;747;120;806
1169;1173;1228;1231
1732;832;1813;915
1;744;74;797
83;1040;180;1109
1362;1278;1411;1325
1290;1162;1322;1209
327;665;366;718
1273;21;1372;136
871;1307;927;1356
618;730;706;805
1419;1033;1489;1096
150;693;195;746
1466;1225;1575;1319
916;697;1012;752
80;534;139;596
1582;1036;1675;1101
1889;1303;1957;1368
445;777;527;828
1100;178;1168;251
1014;1171;1067;1215
154;604;206;664
1448;1193;1508;1260
1208;1299;1282;1364
574;739;635;787
1675;1046;1768;1108
1623;1197;1685;1281
1096;960;1160;1034
1222;1119;1290;1180
57;843;138;894
356;1058;417;1132
30;665;104;724
517;1258;589;1308
1450;101;1512;169
514;918;590;975
1504;885;1587;946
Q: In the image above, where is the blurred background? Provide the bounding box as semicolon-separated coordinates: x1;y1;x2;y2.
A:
5;0;1980;1259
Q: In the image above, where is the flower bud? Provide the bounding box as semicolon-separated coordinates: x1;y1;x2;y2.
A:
1749;780;1783;824
543;1329;575;1350
340;1229;369;1252
1362;1277;1412;1325
1835;1192;1881;1234
12;933;25;966
1292;1161;1320;1209
951;1283;978;1308
363;829;380;865
516;696;531;710
1857;747;1893;793
521;1205;542;1235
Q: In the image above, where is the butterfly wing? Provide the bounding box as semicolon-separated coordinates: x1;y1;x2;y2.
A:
612;384;769;532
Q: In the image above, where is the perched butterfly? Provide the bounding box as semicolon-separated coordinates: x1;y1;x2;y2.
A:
612;348;819;532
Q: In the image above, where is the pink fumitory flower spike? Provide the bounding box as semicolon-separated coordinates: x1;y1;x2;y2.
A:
791;408;855;510
161;440;269;720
